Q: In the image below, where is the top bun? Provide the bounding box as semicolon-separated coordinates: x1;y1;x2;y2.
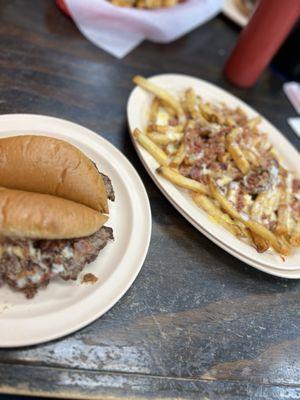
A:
0;187;108;239
0;135;108;212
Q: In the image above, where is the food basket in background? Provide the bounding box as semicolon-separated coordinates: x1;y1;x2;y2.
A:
56;0;223;58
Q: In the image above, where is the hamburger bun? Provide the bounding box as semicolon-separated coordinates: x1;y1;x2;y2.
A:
0;135;108;212
0;187;108;239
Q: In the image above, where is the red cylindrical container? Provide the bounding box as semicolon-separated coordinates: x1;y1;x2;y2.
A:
56;0;70;17
224;0;300;88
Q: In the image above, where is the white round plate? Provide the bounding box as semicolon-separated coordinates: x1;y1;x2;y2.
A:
127;74;300;277
0;114;151;347
223;0;248;27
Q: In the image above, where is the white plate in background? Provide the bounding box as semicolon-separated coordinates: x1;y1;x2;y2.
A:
223;0;248;27
127;74;300;277
0;114;151;347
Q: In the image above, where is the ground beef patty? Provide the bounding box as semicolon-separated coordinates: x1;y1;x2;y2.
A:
0;226;113;298
101;173;115;202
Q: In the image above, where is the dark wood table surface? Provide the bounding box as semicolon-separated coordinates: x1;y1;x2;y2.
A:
0;1;299;399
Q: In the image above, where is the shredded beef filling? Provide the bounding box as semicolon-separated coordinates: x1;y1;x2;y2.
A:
101;173;115;202
0;226;113;298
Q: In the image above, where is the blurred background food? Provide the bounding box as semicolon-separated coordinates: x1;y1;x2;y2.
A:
111;0;182;9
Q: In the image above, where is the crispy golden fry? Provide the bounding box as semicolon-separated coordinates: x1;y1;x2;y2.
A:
268;147;282;163
133;128;169;166
226;128;250;174
185;88;198;119
147;132;183;145
224;116;237;127
250;231;270;253
157;166;209;195
192;193;241;236
243;149;259;166
290;221;300;246
147;124;167;133
145;0;162;7
111;0;135;6
276;174;294;236
149;98;160;124
209;180;242;220
158;101;177;117
170;142;186;167
198;102;220;123
147;124;184;133
246;220;290;255
133;76;184;119
162;0;177;6
247;116;262;129
209;179;290;255
237;222;252;239
277;205;294;236
251;190;280;222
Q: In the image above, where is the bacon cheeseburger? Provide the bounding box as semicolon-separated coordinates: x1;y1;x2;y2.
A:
0;136;114;298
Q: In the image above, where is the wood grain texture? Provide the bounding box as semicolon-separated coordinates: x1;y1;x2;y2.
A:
0;0;299;399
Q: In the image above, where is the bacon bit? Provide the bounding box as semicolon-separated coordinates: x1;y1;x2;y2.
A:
236;188;246;211
82;273;98;284
291;199;300;218
293;179;300;192
169;117;178;126
280;255;286;262
23;287;38;299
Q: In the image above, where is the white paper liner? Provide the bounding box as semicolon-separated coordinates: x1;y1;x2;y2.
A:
65;0;223;58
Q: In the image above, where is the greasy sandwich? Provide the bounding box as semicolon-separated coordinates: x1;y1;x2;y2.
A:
0;135;114;298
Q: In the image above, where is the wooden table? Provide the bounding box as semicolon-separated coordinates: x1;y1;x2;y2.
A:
0;1;299;399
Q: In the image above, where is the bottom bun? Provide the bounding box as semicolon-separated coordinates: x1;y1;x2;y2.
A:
0;187;108;239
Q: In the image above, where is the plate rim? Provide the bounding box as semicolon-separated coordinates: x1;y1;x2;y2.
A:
0;113;152;347
222;0;248;27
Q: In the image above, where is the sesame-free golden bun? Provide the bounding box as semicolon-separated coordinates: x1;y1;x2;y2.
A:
0;187;108;239
0;135;108;213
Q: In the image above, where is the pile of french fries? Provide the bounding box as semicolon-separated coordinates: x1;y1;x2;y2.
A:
110;0;180;8
132;75;300;256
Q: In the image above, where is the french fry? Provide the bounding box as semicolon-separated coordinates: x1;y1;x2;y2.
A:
247;116;262;129
163;0;177;6
243;149;259;166
185;88;198;119
250;231;270;253
157;166;209;195
133;128;169;166
225;116;237;127
276;174;294;236
198;101;216;122
147;124;167;133
147;132;183;145
226;128;250;174
290;221;300;246
246;220;290;255
145;0;162;7
147;124;184;133
170;142;186;167
133;76;184;118
158;100;177;117
209;179;290;255
192;193;241;236
149;98;160;124
251;190;280;223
